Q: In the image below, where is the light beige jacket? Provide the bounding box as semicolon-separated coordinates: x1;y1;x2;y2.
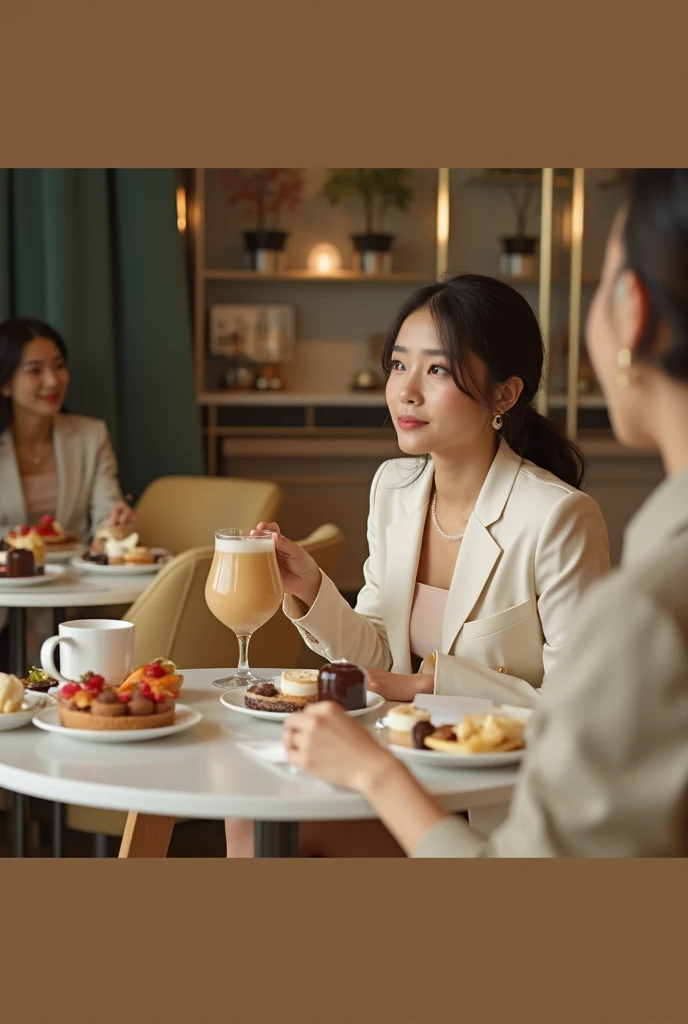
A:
0;413;123;543
414;464;688;858
285;439;610;707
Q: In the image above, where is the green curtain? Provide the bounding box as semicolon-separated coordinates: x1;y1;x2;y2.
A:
0;169;203;498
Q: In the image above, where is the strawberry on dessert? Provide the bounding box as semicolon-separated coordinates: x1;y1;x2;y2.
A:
34;515;77;549
119;657;183;696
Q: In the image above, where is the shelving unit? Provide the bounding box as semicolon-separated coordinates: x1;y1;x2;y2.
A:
187;168;660;582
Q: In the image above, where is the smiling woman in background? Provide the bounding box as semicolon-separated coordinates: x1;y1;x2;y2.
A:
0;317;135;660
0;317;134;538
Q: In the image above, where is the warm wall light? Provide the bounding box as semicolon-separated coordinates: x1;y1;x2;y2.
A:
176;186;187;232
307;242;342;274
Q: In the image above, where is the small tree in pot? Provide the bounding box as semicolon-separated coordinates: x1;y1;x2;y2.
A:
220;169;305;272
322;169;415;274
497;168;574;279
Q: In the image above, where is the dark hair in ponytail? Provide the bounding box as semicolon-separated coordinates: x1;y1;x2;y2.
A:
382;274;585;488
0;317;68;435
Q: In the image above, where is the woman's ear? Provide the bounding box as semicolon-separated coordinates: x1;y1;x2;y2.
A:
614;268;649;358
496;376;524;414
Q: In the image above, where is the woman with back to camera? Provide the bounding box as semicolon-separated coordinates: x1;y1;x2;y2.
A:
285;169;688;858
226;273;611;857
0;317;135;660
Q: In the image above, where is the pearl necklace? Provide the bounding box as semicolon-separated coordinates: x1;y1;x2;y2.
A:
430;492;465;542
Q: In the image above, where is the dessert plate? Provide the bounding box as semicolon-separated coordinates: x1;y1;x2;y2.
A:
45;546;84;564
0;691;57;731
70;549;171;575
385;735;524;769
0;565;67;589
220;685;385;723
31;702;201;743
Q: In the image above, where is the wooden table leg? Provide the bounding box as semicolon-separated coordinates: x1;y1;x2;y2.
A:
118;812;176;857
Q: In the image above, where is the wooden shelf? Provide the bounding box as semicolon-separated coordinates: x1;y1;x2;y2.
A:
500;274;600;287
465;171;574;189
204;270;434;283
198;389;607;410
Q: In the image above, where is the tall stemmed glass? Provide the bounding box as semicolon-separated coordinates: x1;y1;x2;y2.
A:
205;529;283;689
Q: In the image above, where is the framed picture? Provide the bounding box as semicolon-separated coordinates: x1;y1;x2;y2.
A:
209;304;296;362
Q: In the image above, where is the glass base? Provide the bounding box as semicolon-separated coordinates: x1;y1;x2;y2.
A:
212;671;265;690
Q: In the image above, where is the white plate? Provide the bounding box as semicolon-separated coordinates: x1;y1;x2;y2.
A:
386;736;524;768
70;549;171;575
31;702;201;742
0;691;57;731
0;564;67;589
220;685;385;722
45;546;84;564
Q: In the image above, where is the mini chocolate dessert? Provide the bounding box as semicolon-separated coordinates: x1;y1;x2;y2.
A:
24;667;57;694
6;547;35;578
244;680;304;714
83;551;109;565
317;660;367;711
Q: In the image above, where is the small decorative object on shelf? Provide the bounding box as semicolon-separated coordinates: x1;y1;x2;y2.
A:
210;303;295;392
220;169;305;272
351;368;381;391
307;242;342;275
253;364;286;391
322;169;415;275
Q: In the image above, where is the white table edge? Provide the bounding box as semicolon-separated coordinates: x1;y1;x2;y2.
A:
0;760;517;822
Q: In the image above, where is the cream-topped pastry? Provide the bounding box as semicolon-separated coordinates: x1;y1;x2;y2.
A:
280;669;319;699
386;704;432;747
104;531;140;563
0;673;25;714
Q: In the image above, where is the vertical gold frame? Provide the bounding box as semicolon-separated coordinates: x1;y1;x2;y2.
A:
436;168;450;279
536;168;554;415
566;168;585;439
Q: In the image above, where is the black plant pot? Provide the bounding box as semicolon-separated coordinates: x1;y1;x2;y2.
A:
500;235;539;279
243;230;289;272
352;233;395;274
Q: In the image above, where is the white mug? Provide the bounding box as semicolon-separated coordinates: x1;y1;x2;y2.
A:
40;619;135;687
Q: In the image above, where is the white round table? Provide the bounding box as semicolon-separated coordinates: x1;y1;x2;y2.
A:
0;668;519;857
1;569;151;676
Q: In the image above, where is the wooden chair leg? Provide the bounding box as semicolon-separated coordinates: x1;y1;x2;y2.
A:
119;812;176;858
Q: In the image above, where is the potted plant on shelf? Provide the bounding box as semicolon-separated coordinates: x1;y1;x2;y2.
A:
220;169;305;272
322;169;415;274
495;168;575;279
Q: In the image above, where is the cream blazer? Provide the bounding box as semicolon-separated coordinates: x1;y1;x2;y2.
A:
414;463;688;858
285;438;610;708
0;414;123;543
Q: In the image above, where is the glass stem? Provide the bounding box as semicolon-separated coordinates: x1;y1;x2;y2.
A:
236;633;252;676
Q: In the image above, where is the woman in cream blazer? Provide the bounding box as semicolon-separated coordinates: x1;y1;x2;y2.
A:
271;274;609;711
285;170;688;858
0;318;132;541
0;413;126;542
284;436;609;709
0;317;133;653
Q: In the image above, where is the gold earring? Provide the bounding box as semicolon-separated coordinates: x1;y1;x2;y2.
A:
617;348;634;388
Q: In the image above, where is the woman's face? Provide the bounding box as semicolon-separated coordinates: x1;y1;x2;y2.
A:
385;308;499;458
586;213;652;447
3;338;69;421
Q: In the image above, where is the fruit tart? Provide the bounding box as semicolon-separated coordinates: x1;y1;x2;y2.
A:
57;669;181;732
34;514;78;551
